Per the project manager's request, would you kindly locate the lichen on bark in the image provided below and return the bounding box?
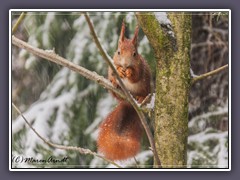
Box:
[136,12,192,168]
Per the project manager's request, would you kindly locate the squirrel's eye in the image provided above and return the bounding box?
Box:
[133,52,136,57]
[118,51,120,55]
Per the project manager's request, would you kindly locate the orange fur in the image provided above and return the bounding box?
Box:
[97,22,151,161]
[97,101,142,160]
[108,22,151,103]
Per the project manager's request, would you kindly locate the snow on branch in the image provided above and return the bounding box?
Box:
[154,12,171,25]
[189,106,228,129]
[12,102,123,168]
[154,12,177,51]
[188,129,228,168]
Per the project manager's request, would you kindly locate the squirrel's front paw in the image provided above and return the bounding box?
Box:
[117,66,126,78]
[126,68,133,78]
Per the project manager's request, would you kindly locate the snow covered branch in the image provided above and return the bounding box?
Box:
[12,102,123,168]
[191,64,228,84]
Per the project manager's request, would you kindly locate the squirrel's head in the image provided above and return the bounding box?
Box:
[114,22,140,69]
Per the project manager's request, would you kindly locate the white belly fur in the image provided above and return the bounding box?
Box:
[121,78,141,95]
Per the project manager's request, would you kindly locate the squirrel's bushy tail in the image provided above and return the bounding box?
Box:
[97,101,143,161]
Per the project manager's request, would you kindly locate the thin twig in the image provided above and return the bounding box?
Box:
[134,157,139,168]
[84,13,161,167]
[191,64,228,84]
[12,12,27,34]
[83,13,129,97]
[140,94,152,108]
[12,103,123,168]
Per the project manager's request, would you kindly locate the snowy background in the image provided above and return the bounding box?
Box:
[11,12,229,168]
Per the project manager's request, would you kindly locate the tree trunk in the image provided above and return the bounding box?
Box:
[136,12,192,168]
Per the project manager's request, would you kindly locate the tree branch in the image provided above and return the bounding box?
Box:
[191,41,227,49]
[12,103,123,168]
[84,13,161,167]
[12,12,27,34]
[191,64,228,84]
[12,35,125,100]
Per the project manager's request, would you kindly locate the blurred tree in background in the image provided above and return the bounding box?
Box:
[188,12,228,168]
[11,11,229,168]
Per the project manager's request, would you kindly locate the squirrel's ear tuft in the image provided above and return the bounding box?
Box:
[132,25,139,47]
[119,21,125,45]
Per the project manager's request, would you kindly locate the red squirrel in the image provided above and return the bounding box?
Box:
[97,22,151,161]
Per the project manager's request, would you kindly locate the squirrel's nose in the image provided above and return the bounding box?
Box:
[119,58,128,68]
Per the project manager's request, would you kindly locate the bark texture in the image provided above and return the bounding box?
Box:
[136,12,192,168]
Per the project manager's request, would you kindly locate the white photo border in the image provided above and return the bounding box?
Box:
[9,9,231,171]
